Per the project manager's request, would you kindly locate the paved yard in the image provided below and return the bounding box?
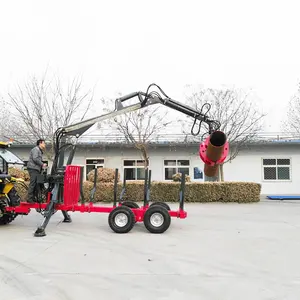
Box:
[1,200,300,300]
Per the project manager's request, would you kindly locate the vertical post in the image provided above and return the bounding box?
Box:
[89,166,98,203]
[180,173,185,210]
[147,170,152,205]
[113,169,118,207]
[58,136,66,168]
[119,169,127,202]
[123,169,126,189]
[79,166,85,205]
[143,168,148,207]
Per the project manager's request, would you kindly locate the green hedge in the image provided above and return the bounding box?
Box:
[81,181,261,203]
[13,179,261,204]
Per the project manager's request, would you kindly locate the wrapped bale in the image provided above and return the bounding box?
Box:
[87,167,120,183]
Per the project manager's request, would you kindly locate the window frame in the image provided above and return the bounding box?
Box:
[163,158,191,181]
[85,157,105,179]
[122,158,150,181]
[261,157,292,182]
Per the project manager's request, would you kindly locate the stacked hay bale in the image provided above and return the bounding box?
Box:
[8,167,30,181]
[87,167,120,183]
[172,172,191,182]
[82,167,261,203]
[83,168,121,202]
[8,167,29,200]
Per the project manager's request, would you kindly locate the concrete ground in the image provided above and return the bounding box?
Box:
[1,199,300,300]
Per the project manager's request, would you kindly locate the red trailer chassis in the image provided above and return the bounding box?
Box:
[6,165,187,236]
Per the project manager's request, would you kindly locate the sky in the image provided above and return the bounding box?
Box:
[1,0,300,135]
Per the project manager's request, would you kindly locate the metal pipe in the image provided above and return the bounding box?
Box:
[199,131,229,177]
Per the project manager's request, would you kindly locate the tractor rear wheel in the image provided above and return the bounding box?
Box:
[108,206,135,233]
[0,197,17,225]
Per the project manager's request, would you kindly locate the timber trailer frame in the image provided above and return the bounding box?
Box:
[4,83,228,237]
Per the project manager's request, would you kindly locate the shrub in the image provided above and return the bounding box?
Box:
[172,173,191,182]
[87,167,120,183]
[12,173,261,204]
[81,181,261,203]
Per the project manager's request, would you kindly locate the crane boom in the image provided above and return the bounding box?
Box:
[58,87,220,137]
[51,84,221,175]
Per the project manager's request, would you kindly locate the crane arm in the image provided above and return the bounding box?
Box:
[58,83,220,137]
[50,84,221,174]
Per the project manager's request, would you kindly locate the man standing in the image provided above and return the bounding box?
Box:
[27,139,47,203]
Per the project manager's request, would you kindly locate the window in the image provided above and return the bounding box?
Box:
[86,158,104,179]
[262,158,291,181]
[123,159,146,180]
[164,159,190,180]
[193,167,203,180]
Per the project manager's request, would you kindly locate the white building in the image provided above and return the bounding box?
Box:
[6,133,300,196]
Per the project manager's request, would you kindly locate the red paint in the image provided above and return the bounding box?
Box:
[5,164,187,222]
[6,202,187,221]
[63,165,81,208]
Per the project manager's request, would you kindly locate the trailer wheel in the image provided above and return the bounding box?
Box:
[121,201,139,223]
[108,206,135,233]
[143,206,171,234]
[150,202,171,211]
[121,201,140,209]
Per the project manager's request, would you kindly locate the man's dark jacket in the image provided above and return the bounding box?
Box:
[27,146,44,172]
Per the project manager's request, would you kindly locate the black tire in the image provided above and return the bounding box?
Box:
[121,201,140,209]
[108,206,136,233]
[0,197,17,225]
[7,187,21,207]
[150,202,171,211]
[143,206,171,234]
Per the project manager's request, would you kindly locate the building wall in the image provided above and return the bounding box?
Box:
[9,143,300,195]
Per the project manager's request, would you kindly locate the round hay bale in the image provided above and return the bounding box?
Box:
[87,167,120,183]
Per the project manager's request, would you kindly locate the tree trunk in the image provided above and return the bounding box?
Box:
[135,143,149,179]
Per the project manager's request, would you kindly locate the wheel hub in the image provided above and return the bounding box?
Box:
[150,213,164,227]
[115,213,128,227]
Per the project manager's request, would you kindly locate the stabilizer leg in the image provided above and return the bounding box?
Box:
[62,210,72,223]
[34,201,55,237]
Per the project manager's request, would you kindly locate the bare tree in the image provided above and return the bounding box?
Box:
[101,96,173,171]
[180,85,266,181]
[0,96,17,140]
[282,82,300,134]
[6,71,95,160]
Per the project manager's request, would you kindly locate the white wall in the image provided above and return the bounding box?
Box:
[9,143,300,195]
[222,144,300,195]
